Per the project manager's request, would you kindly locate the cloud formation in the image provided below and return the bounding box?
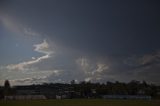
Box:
[7,76,48,85]
[0,0,160,85]
[124,51,160,68]
[6,40,53,71]
[76,57,110,82]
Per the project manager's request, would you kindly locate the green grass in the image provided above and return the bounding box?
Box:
[0,99,159,106]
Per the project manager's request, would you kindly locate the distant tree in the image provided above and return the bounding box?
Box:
[4,80,11,96]
[71,80,76,85]
[4,80,10,89]
[127,80,141,95]
[142,80,148,88]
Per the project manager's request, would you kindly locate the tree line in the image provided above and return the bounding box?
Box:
[0,80,160,99]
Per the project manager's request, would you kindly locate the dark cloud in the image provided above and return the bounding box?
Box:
[1,0,160,85]
[1,0,160,56]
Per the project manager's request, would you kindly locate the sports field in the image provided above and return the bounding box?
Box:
[0,99,159,106]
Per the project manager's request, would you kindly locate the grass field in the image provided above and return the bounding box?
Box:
[0,99,160,106]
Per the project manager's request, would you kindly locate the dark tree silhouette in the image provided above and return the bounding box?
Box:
[4,80,10,89]
[4,80,11,96]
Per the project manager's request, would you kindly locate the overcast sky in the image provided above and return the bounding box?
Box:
[0,0,160,85]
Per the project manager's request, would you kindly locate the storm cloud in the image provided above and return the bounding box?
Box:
[0,0,160,85]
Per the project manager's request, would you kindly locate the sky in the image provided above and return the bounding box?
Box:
[0,0,160,85]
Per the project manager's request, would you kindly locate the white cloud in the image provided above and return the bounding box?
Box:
[32,57,36,60]
[52,70,61,76]
[0,69,60,85]
[85,77,92,82]
[6,40,53,71]
[10,76,48,85]
[95,63,109,73]
[76,57,109,82]
[76,58,90,74]
[34,39,53,55]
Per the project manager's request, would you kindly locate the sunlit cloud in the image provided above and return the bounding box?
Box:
[34,39,53,55]
[8,76,48,85]
[76,57,109,82]
[76,58,90,74]
[95,63,109,73]
[85,77,92,82]
[6,40,53,71]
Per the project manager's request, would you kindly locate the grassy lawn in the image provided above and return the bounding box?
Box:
[0,99,159,106]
